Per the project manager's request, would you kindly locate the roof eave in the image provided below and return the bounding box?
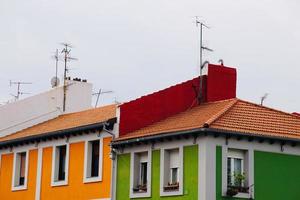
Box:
[112,127,300,147]
[0,117,117,149]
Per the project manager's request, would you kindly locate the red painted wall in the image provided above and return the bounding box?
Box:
[119,64,237,136]
[206,64,237,102]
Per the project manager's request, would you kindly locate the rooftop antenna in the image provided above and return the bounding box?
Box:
[93,89,113,108]
[60,43,78,112]
[9,80,32,101]
[260,93,268,106]
[195,16,213,104]
[51,49,60,87]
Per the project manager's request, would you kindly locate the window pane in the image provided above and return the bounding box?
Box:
[19,152,26,186]
[171,168,178,184]
[91,140,100,177]
[234,158,242,173]
[227,158,232,186]
[58,145,66,181]
[140,162,147,185]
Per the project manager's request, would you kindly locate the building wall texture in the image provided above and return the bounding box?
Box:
[116,145,198,200]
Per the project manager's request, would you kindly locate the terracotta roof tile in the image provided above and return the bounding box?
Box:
[116,98,300,141]
[0,104,116,142]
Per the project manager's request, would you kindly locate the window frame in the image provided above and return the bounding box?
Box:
[51,143,69,187]
[130,149,152,198]
[83,138,103,183]
[224,148,250,198]
[160,146,183,197]
[12,150,29,191]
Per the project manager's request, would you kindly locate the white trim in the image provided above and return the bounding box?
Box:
[83,138,103,183]
[51,143,70,187]
[160,146,183,197]
[35,147,43,200]
[129,149,152,198]
[12,150,29,191]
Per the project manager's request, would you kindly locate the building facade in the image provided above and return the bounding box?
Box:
[0,105,117,200]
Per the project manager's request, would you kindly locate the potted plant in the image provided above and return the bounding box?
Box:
[226,172,248,197]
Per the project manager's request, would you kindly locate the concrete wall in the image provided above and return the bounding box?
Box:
[0,80,92,137]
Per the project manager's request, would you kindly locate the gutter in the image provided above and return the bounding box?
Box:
[0,117,117,149]
[112,126,300,147]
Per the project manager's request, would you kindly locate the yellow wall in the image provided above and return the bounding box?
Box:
[0,149,37,200]
[40,137,112,200]
[0,137,112,200]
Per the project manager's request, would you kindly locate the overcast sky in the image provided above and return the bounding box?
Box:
[1,0,299,112]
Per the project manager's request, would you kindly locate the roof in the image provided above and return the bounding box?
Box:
[0,104,116,143]
[116,98,300,141]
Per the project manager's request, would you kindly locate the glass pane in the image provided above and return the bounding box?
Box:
[171,168,178,184]
[234,158,242,173]
[19,152,26,186]
[227,158,232,186]
[58,145,66,181]
[140,162,147,185]
[91,140,100,177]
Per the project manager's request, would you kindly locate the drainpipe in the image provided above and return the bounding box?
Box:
[103,127,116,200]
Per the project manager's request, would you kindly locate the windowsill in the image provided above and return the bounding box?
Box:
[12,185,27,191]
[83,176,102,184]
[223,192,251,199]
[130,190,151,198]
[160,188,182,197]
[51,180,68,187]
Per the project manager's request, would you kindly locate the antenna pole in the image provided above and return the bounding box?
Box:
[195,17,212,104]
[55,49,58,81]
[61,43,77,112]
[93,89,113,108]
[10,81,32,101]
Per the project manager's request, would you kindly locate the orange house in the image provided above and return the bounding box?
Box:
[0,104,116,200]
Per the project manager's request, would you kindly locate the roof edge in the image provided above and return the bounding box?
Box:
[0,117,117,149]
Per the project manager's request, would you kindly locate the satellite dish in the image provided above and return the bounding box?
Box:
[51,77,60,88]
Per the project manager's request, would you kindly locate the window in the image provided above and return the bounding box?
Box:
[52,144,69,186]
[12,151,28,190]
[160,147,183,196]
[227,149,248,195]
[130,151,151,198]
[84,139,103,183]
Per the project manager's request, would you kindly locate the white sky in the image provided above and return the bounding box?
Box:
[0,0,299,112]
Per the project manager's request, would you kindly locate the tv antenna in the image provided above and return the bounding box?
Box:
[195,16,213,103]
[93,89,113,108]
[260,93,268,106]
[9,80,32,101]
[51,49,60,87]
[61,43,78,111]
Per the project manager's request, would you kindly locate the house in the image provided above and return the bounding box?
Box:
[0,104,117,200]
[112,64,300,200]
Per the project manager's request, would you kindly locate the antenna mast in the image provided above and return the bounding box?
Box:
[93,89,113,108]
[10,81,32,101]
[195,17,213,103]
[61,43,77,112]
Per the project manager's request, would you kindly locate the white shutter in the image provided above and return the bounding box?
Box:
[169,149,179,168]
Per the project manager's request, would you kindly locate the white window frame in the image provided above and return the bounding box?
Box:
[51,143,69,187]
[83,138,103,183]
[12,150,29,191]
[130,149,152,198]
[160,146,183,197]
[227,151,244,187]
[224,148,251,198]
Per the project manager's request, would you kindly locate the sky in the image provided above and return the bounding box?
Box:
[0,0,299,112]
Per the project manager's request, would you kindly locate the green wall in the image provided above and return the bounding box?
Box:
[216,146,300,200]
[116,145,198,200]
[254,151,300,200]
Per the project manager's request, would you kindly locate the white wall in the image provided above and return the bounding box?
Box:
[0,80,92,137]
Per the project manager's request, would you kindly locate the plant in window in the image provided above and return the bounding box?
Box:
[227,172,248,196]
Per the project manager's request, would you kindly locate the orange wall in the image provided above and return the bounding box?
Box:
[0,149,37,200]
[40,137,112,200]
